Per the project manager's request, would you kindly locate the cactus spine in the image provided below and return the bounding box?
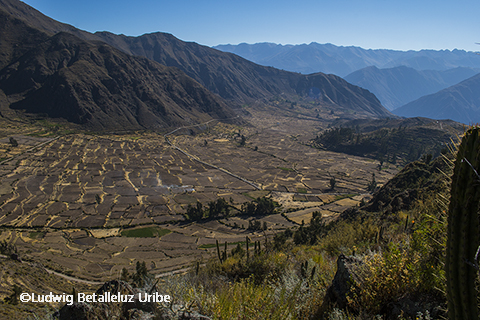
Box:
[446,127,480,319]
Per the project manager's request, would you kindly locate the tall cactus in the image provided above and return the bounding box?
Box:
[216,240,222,263]
[446,126,480,319]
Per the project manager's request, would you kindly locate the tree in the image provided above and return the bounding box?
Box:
[422,153,433,164]
[0,240,17,256]
[377,158,384,171]
[132,261,148,287]
[293,212,326,245]
[248,219,262,231]
[367,173,377,192]
[255,197,276,216]
[273,232,288,250]
[241,197,277,216]
[241,201,256,216]
[239,135,246,146]
[120,267,130,282]
[207,198,229,218]
[4,284,21,305]
[231,243,245,257]
[186,201,204,220]
[329,176,336,190]
[9,137,18,147]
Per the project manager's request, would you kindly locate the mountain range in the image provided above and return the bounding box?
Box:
[344,66,479,111]
[394,73,480,125]
[214,42,480,77]
[214,42,480,124]
[2,0,478,127]
[0,0,391,130]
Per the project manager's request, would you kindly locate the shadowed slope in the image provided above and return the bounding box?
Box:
[0,17,236,130]
[345,66,478,111]
[0,0,392,120]
[94,31,391,118]
[394,73,480,124]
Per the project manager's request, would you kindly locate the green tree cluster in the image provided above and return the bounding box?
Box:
[293,212,328,245]
[241,197,278,216]
[186,198,230,220]
[247,220,267,231]
[132,261,148,287]
[0,240,17,256]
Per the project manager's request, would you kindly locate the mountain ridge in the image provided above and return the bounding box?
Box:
[91,31,391,119]
[214,42,480,76]
[0,0,393,127]
[344,65,479,111]
[393,73,480,125]
[0,8,238,130]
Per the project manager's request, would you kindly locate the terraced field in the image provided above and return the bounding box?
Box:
[0,120,399,281]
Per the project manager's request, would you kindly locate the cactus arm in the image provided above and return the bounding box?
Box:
[446,127,480,319]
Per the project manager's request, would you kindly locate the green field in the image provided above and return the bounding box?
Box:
[28,231,45,239]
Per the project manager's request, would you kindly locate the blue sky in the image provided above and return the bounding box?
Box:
[21,0,480,51]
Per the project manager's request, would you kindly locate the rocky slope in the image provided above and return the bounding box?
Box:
[89,32,392,119]
[0,0,393,124]
[0,7,237,131]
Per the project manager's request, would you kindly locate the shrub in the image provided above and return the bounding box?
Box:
[316,218,378,255]
[202,279,298,319]
[9,137,18,147]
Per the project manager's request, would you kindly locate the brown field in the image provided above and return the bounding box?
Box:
[0,113,399,282]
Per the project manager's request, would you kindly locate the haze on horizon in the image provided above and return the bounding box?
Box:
[20,0,480,52]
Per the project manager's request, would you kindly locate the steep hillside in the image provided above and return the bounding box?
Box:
[0,256,96,319]
[0,0,97,40]
[214,42,480,76]
[394,73,480,124]
[87,33,391,118]
[0,0,392,121]
[360,155,452,214]
[344,66,478,110]
[312,117,462,164]
[0,11,236,131]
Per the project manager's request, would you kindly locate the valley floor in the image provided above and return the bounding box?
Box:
[0,113,398,283]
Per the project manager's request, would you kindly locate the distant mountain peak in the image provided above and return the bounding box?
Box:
[393,73,480,125]
[344,65,479,112]
[213,42,480,76]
